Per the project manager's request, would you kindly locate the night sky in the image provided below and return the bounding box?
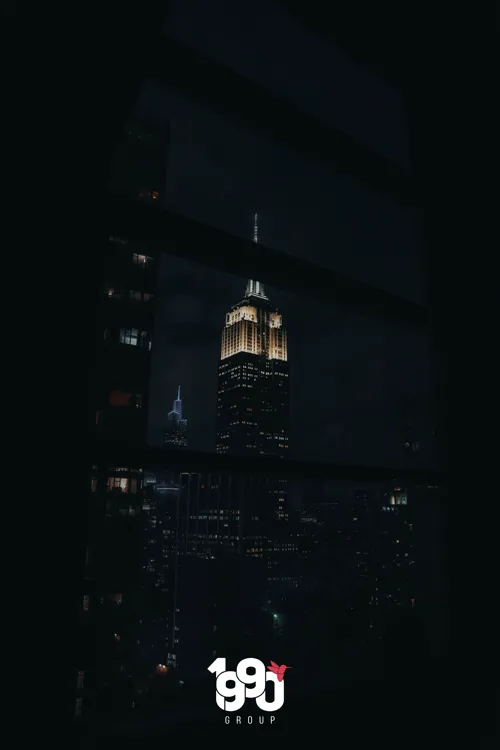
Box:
[139,0,435,469]
[147,256,434,468]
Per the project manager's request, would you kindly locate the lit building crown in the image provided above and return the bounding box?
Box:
[220,286,287,361]
[220,212,287,361]
[216,212,290,463]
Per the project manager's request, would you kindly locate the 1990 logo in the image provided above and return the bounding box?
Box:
[207,657,291,715]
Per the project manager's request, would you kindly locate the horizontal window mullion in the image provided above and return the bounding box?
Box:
[104,196,428,330]
[90,442,441,485]
[150,36,414,207]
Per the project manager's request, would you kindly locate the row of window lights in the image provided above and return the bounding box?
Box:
[186,534,240,540]
[132,253,154,266]
[107,286,154,302]
[90,476,140,493]
[188,534,241,540]
[188,512,239,519]
[103,328,152,349]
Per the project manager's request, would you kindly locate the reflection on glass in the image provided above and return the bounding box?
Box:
[82,467,445,729]
[148,255,436,469]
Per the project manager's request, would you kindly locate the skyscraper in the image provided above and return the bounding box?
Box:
[164,386,188,447]
[108,119,169,205]
[80,119,169,725]
[215,214,292,623]
[216,215,290,458]
[376,486,414,616]
[139,470,274,687]
[93,118,169,444]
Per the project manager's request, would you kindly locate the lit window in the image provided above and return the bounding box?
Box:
[109,389,133,406]
[132,253,153,266]
[129,290,154,302]
[108,476,129,492]
[119,329,151,349]
[120,328,138,346]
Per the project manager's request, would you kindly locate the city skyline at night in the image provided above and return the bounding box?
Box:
[148,251,436,469]
[77,0,484,736]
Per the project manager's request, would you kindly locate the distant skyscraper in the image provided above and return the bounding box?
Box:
[165,386,188,447]
[216,215,290,459]
[376,486,414,613]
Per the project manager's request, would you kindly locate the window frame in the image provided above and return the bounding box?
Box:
[93,16,442,485]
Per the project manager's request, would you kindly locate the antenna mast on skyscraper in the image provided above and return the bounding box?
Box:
[246,212,267,298]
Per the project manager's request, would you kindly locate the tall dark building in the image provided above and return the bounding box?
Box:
[139,471,274,689]
[80,120,169,726]
[93,239,157,444]
[92,119,170,445]
[164,386,188,447]
[400,393,436,463]
[108,119,169,205]
[375,486,414,616]
[216,217,290,460]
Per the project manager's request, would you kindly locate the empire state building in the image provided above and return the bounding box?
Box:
[216,216,290,457]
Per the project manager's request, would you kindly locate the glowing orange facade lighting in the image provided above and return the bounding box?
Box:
[220,294,288,362]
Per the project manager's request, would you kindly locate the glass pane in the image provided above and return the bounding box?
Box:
[146,256,436,470]
[90,4,444,741]
[109,2,419,304]
[165,0,410,168]
[81,466,447,735]
[130,85,421,303]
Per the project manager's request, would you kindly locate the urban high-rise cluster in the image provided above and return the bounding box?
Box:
[82,127,421,733]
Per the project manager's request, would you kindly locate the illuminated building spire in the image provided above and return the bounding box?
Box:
[165,385,188,447]
[246,212,267,298]
[170,386,182,419]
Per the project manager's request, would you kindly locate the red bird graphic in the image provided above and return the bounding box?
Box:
[268,661,292,682]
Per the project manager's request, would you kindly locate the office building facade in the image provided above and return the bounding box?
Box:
[80,120,170,725]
